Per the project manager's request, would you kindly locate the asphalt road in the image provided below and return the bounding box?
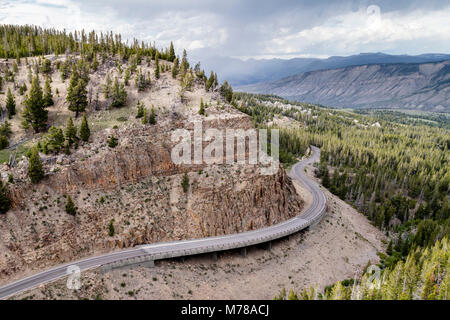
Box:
[0,146,326,299]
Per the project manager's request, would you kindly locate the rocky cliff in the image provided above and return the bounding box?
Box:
[0,109,303,282]
[238,60,450,112]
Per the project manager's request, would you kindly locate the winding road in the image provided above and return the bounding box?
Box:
[0,146,326,299]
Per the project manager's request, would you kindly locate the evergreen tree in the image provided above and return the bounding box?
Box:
[168,41,176,62]
[136,69,150,92]
[103,73,112,99]
[109,219,115,236]
[41,58,52,74]
[5,87,16,118]
[28,146,44,183]
[110,77,127,108]
[142,108,148,125]
[198,98,205,115]
[65,117,77,146]
[0,180,10,214]
[171,58,179,79]
[180,49,189,76]
[181,172,189,193]
[322,167,330,188]
[136,101,144,118]
[206,71,215,91]
[45,126,65,153]
[66,69,87,117]
[149,106,156,125]
[79,114,90,142]
[65,195,76,215]
[124,67,131,86]
[219,81,233,103]
[108,135,118,148]
[60,59,70,81]
[154,51,160,79]
[43,78,54,107]
[22,76,48,132]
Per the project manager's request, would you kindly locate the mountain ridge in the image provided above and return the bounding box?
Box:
[236,59,450,112]
[195,52,450,86]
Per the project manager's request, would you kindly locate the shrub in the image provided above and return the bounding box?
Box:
[65,195,76,215]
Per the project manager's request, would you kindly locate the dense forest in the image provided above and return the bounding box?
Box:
[233,93,449,299]
[275,236,449,300]
[355,109,450,130]
[0,24,172,60]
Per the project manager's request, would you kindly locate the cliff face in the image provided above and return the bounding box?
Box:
[0,111,303,282]
[238,60,450,112]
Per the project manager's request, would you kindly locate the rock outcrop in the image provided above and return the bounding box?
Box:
[0,111,303,282]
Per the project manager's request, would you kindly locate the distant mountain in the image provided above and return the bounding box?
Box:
[237,60,450,113]
[195,53,450,86]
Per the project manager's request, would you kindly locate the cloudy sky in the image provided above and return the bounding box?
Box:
[1,0,449,60]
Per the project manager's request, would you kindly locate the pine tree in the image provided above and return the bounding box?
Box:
[198,98,205,115]
[172,58,179,79]
[136,101,144,118]
[322,167,330,188]
[103,73,112,99]
[206,71,215,91]
[46,126,65,153]
[79,114,90,142]
[110,77,127,108]
[41,58,52,74]
[66,69,87,117]
[149,106,156,124]
[43,78,54,107]
[213,73,218,87]
[154,51,160,79]
[65,117,77,146]
[168,41,176,62]
[5,87,16,118]
[65,195,76,215]
[28,146,44,183]
[0,180,11,214]
[219,80,233,103]
[107,135,118,148]
[109,219,115,236]
[22,76,48,132]
[181,172,189,193]
[180,49,189,76]
[124,68,131,86]
[136,69,150,92]
[142,108,148,124]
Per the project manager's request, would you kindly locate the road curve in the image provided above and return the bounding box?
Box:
[0,146,326,299]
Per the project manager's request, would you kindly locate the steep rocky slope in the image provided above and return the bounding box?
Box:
[11,156,386,300]
[0,55,303,284]
[238,60,450,112]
